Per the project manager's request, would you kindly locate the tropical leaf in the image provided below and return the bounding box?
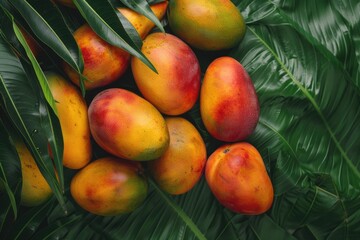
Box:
[0,0,360,239]
[9,0,84,75]
[0,116,21,230]
[73,0,156,72]
[119,0,165,32]
[0,35,65,209]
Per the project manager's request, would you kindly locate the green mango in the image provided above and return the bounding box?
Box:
[168,0,246,51]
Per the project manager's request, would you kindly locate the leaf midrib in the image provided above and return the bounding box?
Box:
[248,26,360,180]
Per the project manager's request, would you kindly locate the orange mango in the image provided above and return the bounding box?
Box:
[118,1,168,40]
[148,117,207,195]
[205,142,274,215]
[200,56,259,142]
[88,88,169,161]
[46,72,92,169]
[15,140,52,207]
[63,2,168,90]
[131,32,201,115]
[70,157,148,216]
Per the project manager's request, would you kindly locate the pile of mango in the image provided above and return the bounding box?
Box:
[18,0,274,216]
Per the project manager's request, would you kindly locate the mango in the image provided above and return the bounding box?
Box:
[205,142,274,215]
[200,57,259,142]
[131,32,201,115]
[148,117,206,195]
[47,72,92,169]
[118,1,168,40]
[63,3,168,90]
[15,140,52,207]
[63,24,130,90]
[168,0,246,51]
[88,88,169,161]
[70,157,148,216]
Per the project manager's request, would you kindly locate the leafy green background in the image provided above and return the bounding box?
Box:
[0,0,359,239]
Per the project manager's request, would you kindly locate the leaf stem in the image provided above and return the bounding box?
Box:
[150,179,207,240]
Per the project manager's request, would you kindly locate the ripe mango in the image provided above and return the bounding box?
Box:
[118,1,168,40]
[148,117,206,195]
[63,3,168,90]
[88,88,169,161]
[46,72,92,169]
[15,140,52,207]
[168,0,246,51]
[70,157,148,216]
[131,32,201,115]
[200,57,259,142]
[205,142,274,215]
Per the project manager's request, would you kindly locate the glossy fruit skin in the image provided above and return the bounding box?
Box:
[63,3,168,90]
[15,140,52,207]
[148,117,206,195]
[200,57,259,142]
[131,32,201,115]
[63,24,130,90]
[46,72,92,169]
[168,0,246,51]
[205,142,274,215]
[118,1,168,40]
[88,88,169,161]
[70,157,148,216]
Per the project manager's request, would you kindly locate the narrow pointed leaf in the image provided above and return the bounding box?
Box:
[9,0,84,73]
[0,35,65,208]
[73,0,157,73]
[119,0,165,32]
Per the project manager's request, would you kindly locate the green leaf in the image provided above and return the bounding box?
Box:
[0,35,65,209]
[9,0,84,75]
[6,197,55,240]
[0,117,21,226]
[119,0,165,32]
[73,0,157,73]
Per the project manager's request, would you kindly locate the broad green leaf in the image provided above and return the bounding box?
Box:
[73,0,157,73]
[9,0,84,76]
[0,35,65,208]
[119,0,165,32]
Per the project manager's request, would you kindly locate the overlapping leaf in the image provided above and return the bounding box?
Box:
[0,35,65,209]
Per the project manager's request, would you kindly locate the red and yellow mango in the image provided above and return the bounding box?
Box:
[131,32,201,115]
[200,57,259,142]
[205,142,274,215]
[63,2,168,90]
[88,88,169,161]
[70,157,148,216]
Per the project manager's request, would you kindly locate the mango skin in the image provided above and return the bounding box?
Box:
[148,117,206,195]
[131,33,201,115]
[63,24,130,90]
[15,140,52,207]
[205,142,274,215]
[47,72,92,169]
[63,3,168,90]
[168,0,246,51]
[88,88,169,161]
[200,57,259,142]
[70,157,148,216]
[118,1,168,40]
